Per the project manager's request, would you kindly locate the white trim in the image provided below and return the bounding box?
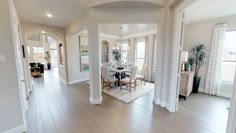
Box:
[199,88,232,98]
[153,97,168,108]
[67,79,89,85]
[60,78,67,86]
[89,96,102,104]
[219,92,232,98]
[226,70,236,133]
[122,30,157,39]
[1,124,26,133]
[169,0,198,113]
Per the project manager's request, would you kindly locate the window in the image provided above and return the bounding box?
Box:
[136,40,145,72]
[222,31,236,83]
[33,47,44,63]
[121,42,128,62]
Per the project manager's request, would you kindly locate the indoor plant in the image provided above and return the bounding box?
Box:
[189,44,207,93]
[45,51,51,70]
[112,49,121,62]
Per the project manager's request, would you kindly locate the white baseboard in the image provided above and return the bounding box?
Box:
[153,97,168,108]
[1,124,26,133]
[89,96,102,104]
[68,79,89,85]
[60,78,67,86]
[219,92,232,98]
[199,88,231,98]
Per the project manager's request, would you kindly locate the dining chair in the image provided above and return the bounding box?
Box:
[101,65,118,91]
[135,64,147,85]
[120,66,138,93]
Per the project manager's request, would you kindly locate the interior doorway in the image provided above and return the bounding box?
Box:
[98,23,157,103]
[26,32,59,76]
[171,0,236,132]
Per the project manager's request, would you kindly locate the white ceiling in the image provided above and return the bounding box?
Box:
[185,0,236,24]
[14,0,88,27]
[93,1,162,8]
[99,24,157,37]
[14,0,168,28]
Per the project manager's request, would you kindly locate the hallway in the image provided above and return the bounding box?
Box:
[27,69,229,133]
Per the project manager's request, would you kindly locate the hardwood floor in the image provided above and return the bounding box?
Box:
[26,69,230,133]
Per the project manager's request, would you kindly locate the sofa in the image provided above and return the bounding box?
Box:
[30,63,44,75]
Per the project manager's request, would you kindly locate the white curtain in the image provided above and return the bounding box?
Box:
[205,23,227,95]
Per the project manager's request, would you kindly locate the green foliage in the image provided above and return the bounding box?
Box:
[44,51,51,63]
[189,44,207,77]
[112,50,121,62]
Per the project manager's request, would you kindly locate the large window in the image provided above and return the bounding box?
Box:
[136,40,145,72]
[33,47,44,63]
[121,42,128,62]
[222,31,236,83]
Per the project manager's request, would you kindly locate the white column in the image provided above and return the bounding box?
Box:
[87,21,102,104]
[154,7,173,110]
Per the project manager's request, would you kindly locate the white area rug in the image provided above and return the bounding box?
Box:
[86,81,154,103]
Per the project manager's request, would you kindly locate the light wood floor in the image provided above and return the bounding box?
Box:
[26,69,230,133]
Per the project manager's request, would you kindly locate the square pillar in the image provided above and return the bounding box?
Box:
[87,21,102,104]
[154,7,173,111]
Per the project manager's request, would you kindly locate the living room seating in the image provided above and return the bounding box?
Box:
[179,71,194,100]
[135,64,147,85]
[101,65,118,91]
[30,63,44,77]
[120,66,138,93]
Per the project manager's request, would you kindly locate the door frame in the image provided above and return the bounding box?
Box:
[170,0,236,132]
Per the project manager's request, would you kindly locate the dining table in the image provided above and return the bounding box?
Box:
[108,67,131,86]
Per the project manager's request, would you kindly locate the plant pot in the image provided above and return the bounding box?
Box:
[47,63,51,70]
[192,76,201,93]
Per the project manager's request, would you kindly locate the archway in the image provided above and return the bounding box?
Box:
[25,31,60,71]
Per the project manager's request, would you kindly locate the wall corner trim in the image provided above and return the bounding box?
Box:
[67,79,89,85]
[60,78,68,86]
[1,124,26,133]
[153,97,170,109]
[89,96,102,104]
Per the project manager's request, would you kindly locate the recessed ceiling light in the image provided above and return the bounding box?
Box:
[41,31,46,34]
[46,13,53,18]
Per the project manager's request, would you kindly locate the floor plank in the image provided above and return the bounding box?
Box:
[26,68,230,133]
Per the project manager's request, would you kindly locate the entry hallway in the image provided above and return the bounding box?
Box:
[27,69,230,133]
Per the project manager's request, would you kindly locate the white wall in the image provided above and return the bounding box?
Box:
[183,15,236,98]
[67,32,118,84]
[67,33,89,84]
[0,0,25,132]
[65,4,178,111]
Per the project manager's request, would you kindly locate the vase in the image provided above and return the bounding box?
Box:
[192,76,201,93]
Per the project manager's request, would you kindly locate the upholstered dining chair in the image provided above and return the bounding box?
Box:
[120,66,138,93]
[135,64,147,85]
[101,65,118,91]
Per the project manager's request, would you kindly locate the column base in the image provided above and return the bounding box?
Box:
[89,96,102,104]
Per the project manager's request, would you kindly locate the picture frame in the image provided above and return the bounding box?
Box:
[80,55,89,72]
[79,36,88,55]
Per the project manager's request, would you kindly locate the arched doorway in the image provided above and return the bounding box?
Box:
[26,32,59,71]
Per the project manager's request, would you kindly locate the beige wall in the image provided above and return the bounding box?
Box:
[0,0,25,132]
[67,31,118,84]
[20,21,68,82]
[183,15,236,97]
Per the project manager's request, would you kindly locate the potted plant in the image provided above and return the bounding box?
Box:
[189,44,207,93]
[112,49,121,62]
[188,57,195,71]
[45,51,51,70]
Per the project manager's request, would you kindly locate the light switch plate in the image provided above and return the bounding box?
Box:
[0,55,6,63]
